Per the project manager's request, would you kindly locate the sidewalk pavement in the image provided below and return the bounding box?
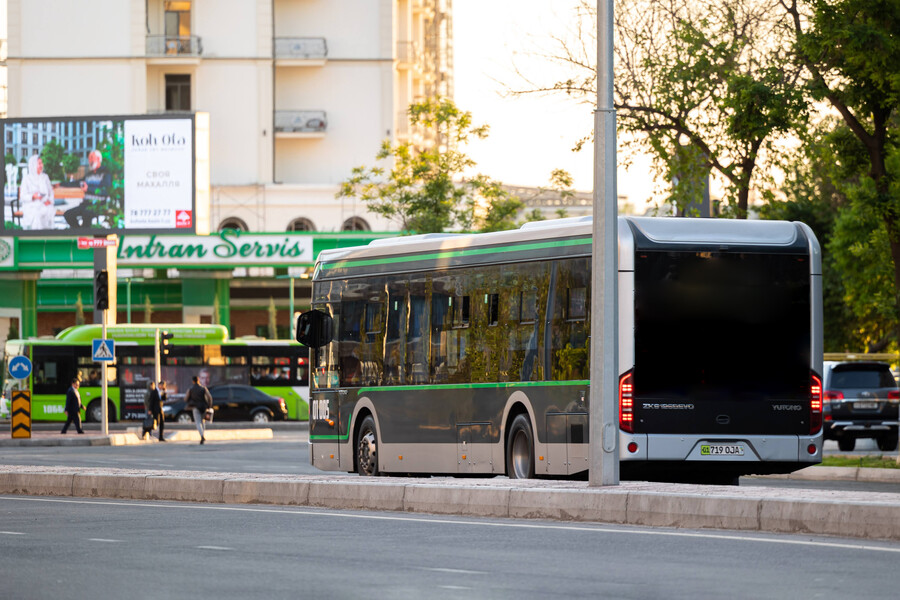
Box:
[1,464,899,542]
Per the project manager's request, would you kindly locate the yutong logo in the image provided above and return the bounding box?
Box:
[772,404,803,411]
[131,132,188,147]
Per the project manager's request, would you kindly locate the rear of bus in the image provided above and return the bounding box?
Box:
[618,217,823,482]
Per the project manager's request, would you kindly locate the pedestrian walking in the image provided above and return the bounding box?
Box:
[60,378,85,434]
[145,381,167,442]
[185,375,213,445]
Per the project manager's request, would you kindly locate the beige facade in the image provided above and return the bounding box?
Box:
[3,0,453,232]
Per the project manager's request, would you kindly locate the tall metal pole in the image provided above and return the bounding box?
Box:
[289,276,295,341]
[589,0,619,486]
[101,308,108,436]
[126,278,132,324]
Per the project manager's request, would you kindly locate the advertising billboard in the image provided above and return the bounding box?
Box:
[2,114,206,237]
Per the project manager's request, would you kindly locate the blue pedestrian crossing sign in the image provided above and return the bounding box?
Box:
[92,339,115,362]
[8,355,33,380]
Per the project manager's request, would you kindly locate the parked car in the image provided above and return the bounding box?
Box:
[163,384,288,423]
[822,361,899,451]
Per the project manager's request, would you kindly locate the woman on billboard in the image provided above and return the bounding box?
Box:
[19,155,55,230]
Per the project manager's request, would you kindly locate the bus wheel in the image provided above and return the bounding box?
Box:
[506,414,535,479]
[356,415,379,476]
[86,400,102,423]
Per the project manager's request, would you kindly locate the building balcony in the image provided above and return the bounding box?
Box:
[396,41,421,69]
[275,110,327,138]
[275,37,327,66]
[146,35,203,64]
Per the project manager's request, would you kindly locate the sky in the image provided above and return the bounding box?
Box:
[452,0,655,211]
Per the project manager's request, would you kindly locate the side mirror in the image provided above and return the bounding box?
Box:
[296,310,334,348]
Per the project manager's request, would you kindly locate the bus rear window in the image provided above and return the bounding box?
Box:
[634,250,810,401]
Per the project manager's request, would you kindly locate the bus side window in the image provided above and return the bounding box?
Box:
[384,278,407,385]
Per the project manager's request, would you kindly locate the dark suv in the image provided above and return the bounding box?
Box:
[823,361,899,451]
[163,384,288,423]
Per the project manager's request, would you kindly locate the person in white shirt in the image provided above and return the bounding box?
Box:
[19,155,55,230]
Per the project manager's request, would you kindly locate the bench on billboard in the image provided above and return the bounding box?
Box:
[1,113,210,238]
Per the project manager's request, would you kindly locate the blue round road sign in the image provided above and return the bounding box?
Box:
[9,355,33,380]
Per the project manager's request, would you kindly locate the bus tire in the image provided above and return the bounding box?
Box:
[506,414,535,479]
[356,415,380,476]
[86,400,118,423]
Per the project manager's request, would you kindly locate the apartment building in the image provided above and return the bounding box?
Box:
[4,0,453,233]
[0,0,453,342]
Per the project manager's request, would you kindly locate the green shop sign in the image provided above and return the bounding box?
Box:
[117,229,314,267]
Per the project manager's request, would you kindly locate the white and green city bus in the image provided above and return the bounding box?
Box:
[297,216,824,483]
[3,324,310,422]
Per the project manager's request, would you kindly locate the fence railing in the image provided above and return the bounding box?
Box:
[146,35,203,57]
[275,37,328,60]
[275,111,328,133]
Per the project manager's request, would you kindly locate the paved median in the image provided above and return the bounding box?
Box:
[1,465,898,542]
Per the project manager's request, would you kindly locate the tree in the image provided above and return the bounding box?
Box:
[39,139,66,181]
[518,0,806,217]
[74,292,85,326]
[143,295,153,324]
[783,0,900,345]
[267,297,278,340]
[337,98,522,233]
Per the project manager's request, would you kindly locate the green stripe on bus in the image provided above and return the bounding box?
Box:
[358,380,589,394]
[310,434,351,441]
[320,238,591,271]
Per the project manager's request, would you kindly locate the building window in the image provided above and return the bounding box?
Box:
[165,1,192,53]
[287,218,316,232]
[219,217,248,232]
[341,217,370,231]
[165,74,191,112]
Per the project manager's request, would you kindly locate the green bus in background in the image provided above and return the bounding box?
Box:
[3,324,310,422]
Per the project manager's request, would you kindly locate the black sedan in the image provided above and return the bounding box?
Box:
[163,384,288,423]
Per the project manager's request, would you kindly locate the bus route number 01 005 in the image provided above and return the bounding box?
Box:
[311,398,330,421]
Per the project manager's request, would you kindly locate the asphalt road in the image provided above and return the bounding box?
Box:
[1,495,898,600]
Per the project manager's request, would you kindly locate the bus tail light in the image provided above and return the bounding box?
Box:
[619,371,634,433]
[810,373,823,435]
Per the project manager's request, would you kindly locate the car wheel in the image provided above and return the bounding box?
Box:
[837,437,856,452]
[251,410,272,423]
[176,411,193,424]
[356,415,379,476]
[506,414,535,479]
[877,434,898,452]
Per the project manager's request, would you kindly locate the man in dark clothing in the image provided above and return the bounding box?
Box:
[185,375,213,445]
[143,381,167,441]
[64,150,112,228]
[61,378,85,434]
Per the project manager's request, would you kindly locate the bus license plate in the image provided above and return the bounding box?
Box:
[700,444,744,457]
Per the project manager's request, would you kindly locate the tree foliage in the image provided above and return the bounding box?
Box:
[783,0,900,346]
[337,98,522,233]
[518,0,806,217]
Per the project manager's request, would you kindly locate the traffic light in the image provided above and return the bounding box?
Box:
[159,330,174,356]
[94,270,109,310]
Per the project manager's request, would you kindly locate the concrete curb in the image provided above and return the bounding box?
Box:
[1,466,899,542]
[0,428,274,447]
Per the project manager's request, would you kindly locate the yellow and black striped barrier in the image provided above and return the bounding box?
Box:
[11,391,31,439]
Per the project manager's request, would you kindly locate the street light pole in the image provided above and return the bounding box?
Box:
[589,0,619,486]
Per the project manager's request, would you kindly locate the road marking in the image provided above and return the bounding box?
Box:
[439,586,472,590]
[418,567,487,575]
[197,545,233,551]
[88,538,123,543]
[0,531,26,535]
[3,496,900,554]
